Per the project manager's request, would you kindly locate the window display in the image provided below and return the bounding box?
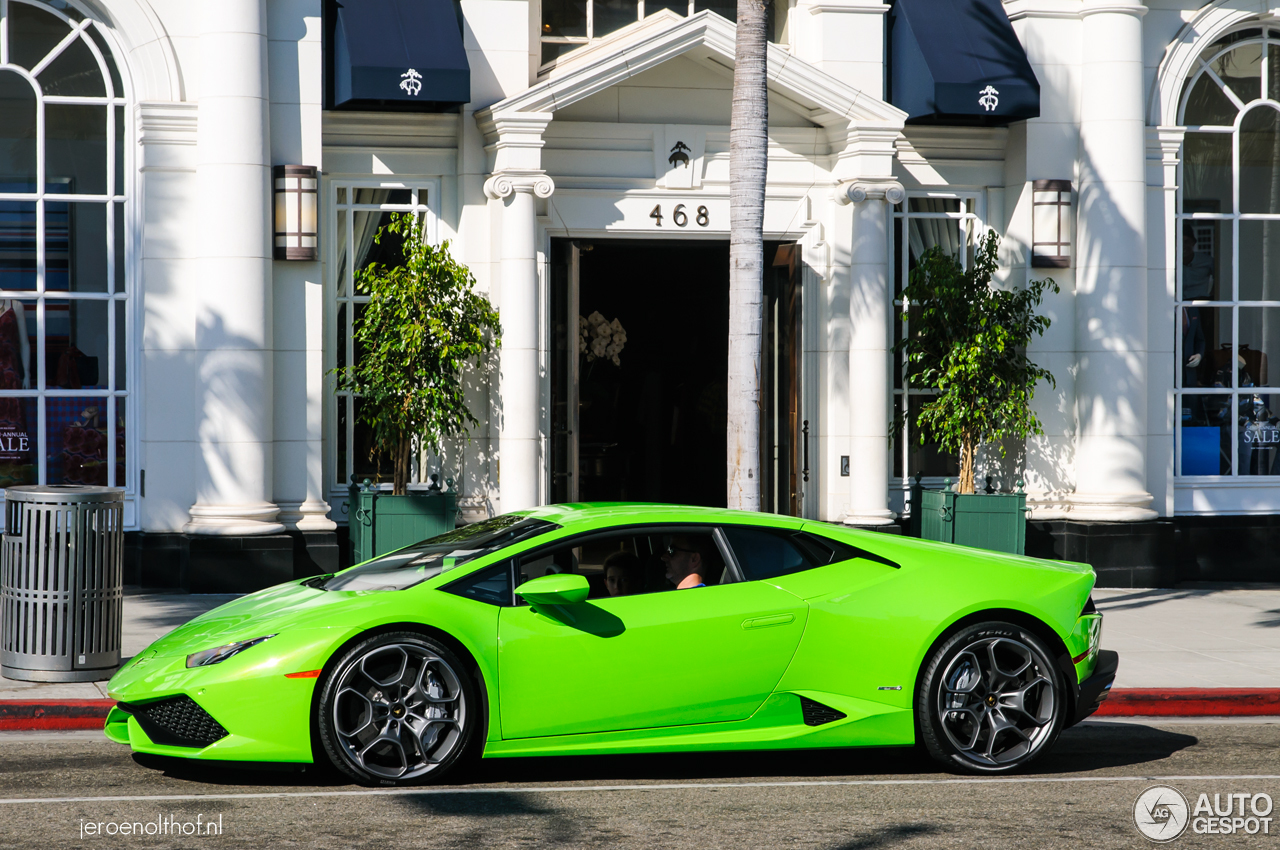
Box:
[0,2,129,489]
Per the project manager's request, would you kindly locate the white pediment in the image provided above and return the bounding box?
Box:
[475,10,906,131]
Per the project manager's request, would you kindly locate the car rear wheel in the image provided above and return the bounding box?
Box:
[917,621,1065,774]
[317,631,477,786]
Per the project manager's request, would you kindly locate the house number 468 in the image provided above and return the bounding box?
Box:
[650,204,710,227]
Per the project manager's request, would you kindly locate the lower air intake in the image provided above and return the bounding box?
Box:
[799,696,847,727]
[120,695,229,748]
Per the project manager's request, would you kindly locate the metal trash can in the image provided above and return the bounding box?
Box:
[1,485,124,682]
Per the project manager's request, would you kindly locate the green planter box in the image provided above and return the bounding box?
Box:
[915,487,1027,555]
[348,489,459,565]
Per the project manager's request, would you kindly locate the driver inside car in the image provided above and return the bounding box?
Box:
[661,534,721,589]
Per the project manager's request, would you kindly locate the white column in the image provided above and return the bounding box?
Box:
[839,180,903,526]
[268,0,333,532]
[185,0,283,536]
[1070,0,1157,522]
[794,0,888,97]
[484,172,554,514]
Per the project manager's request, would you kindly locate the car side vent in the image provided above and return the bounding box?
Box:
[118,695,229,748]
[799,696,847,727]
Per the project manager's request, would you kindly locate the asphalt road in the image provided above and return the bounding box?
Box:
[2,719,1279,849]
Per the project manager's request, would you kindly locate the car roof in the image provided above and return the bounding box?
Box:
[516,502,809,529]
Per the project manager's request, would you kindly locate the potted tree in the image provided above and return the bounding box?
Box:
[335,213,501,563]
[896,231,1058,554]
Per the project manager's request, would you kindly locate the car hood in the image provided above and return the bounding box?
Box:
[143,581,359,657]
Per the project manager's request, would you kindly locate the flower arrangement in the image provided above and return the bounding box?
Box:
[579,311,627,366]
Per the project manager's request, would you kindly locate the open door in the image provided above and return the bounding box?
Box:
[549,239,580,503]
[762,243,804,516]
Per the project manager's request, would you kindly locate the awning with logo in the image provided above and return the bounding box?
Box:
[327,0,470,110]
[887,0,1039,124]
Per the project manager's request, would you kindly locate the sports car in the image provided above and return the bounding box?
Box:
[105,503,1117,784]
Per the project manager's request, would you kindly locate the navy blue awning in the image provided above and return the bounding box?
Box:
[888,0,1039,124]
[329,0,470,110]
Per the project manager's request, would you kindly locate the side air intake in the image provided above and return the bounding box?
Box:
[799,696,847,727]
[118,695,229,748]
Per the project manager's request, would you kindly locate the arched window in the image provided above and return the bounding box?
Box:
[0,0,129,490]
[1177,27,1280,478]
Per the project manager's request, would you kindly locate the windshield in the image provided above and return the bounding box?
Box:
[323,515,559,592]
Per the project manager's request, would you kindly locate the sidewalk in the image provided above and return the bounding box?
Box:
[1,584,1279,725]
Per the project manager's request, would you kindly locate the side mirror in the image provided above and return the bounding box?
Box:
[515,573,590,606]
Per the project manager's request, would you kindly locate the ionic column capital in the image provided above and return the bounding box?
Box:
[835,179,905,206]
[484,171,556,201]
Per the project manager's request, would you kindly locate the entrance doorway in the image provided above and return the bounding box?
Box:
[549,239,802,513]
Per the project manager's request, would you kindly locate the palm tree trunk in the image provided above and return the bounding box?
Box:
[727,0,768,511]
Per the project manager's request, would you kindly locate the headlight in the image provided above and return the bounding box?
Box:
[185,635,276,668]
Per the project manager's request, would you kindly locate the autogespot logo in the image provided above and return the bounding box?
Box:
[1134,785,1190,842]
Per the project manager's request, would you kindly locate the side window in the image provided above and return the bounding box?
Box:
[515,528,724,601]
[444,563,513,606]
[722,526,815,581]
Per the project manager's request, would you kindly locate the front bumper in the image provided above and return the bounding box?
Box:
[1071,649,1119,725]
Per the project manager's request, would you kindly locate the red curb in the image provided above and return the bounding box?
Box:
[1095,688,1280,717]
[0,699,116,731]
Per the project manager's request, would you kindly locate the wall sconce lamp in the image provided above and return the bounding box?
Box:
[1031,179,1072,268]
[273,165,318,261]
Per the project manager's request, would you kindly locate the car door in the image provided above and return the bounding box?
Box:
[496,526,809,739]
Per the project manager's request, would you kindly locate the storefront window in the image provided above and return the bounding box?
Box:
[1178,27,1280,477]
[891,196,979,484]
[331,184,435,490]
[0,1,129,489]
[540,0,789,65]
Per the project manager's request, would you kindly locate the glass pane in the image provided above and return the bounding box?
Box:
[46,202,109,293]
[541,41,582,65]
[903,394,961,478]
[48,396,110,485]
[114,300,126,391]
[1182,132,1232,214]
[353,302,369,367]
[1182,219,1230,301]
[337,302,347,370]
[695,0,735,23]
[336,187,347,204]
[594,0,640,37]
[113,201,124,291]
[35,34,106,97]
[1238,220,1280,301]
[0,395,37,486]
[47,298,108,389]
[337,394,349,485]
[85,23,124,98]
[1182,71,1238,126]
[353,210,405,276]
[542,0,588,38]
[110,396,124,487]
[1212,42,1263,104]
[1240,107,1280,214]
[8,2,74,71]
[1238,396,1280,475]
[353,187,408,206]
[1180,306,1230,389]
[0,200,38,291]
[1237,307,1280,389]
[114,106,125,197]
[352,396,394,483]
[0,299,35,391]
[0,71,37,185]
[46,105,108,196]
[1179,400,1230,474]
[335,209,348,296]
[905,198,965,264]
[646,0,688,16]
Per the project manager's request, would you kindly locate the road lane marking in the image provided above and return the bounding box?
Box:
[4,775,1280,805]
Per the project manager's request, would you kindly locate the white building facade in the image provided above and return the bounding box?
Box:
[0,0,1274,589]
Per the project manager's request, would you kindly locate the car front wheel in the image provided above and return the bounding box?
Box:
[917,621,1065,774]
[317,631,477,786]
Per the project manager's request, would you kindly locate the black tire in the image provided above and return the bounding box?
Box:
[317,631,478,786]
[917,621,1065,774]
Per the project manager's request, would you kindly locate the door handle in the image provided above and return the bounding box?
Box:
[741,613,796,630]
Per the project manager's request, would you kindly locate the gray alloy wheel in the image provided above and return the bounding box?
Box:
[318,632,475,785]
[917,622,1065,774]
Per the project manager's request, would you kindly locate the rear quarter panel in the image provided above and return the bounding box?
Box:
[770,526,1094,743]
